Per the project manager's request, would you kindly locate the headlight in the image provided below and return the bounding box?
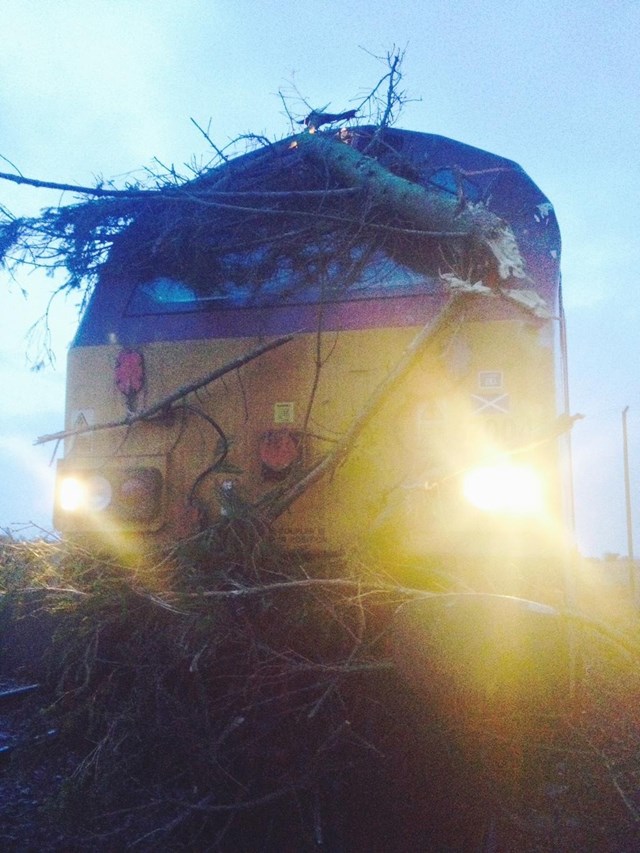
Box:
[58,477,85,513]
[56,467,162,523]
[58,474,113,513]
[462,463,544,515]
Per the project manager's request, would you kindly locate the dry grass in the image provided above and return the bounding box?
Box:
[2,531,640,851]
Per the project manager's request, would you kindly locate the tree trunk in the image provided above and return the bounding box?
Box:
[294,131,525,281]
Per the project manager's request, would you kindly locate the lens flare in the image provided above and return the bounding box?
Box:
[58,474,113,513]
[462,463,544,515]
[58,476,87,513]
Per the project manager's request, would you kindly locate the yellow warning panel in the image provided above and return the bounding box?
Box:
[274,402,295,424]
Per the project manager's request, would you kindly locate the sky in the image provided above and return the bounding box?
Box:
[0,0,639,557]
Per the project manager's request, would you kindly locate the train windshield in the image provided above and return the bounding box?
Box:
[125,245,440,315]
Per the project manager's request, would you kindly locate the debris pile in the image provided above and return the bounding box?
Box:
[1,535,640,850]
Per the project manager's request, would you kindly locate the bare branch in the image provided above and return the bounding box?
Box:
[262,295,463,519]
[34,332,296,445]
[0,168,150,198]
[190,117,230,162]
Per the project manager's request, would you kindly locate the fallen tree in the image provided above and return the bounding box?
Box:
[293,128,526,281]
[0,51,540,326]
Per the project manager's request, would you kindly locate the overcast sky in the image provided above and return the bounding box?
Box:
[1,0,639,557]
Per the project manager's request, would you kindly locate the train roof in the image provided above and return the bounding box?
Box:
[102,124,559,291]
[69,126,562,348]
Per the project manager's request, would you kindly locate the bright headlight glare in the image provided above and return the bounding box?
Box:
[58,474,113,513]
[462,463,543,515]
[58,477,86,513]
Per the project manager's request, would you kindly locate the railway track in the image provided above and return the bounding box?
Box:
[0,681,56,761]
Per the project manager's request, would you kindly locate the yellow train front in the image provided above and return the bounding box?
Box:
[52,127,567,587]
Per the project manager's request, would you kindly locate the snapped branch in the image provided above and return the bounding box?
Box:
[34,333,295,445]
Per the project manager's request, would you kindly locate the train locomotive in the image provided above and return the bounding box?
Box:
[50,125,569,586]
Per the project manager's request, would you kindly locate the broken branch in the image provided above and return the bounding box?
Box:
[34,333,295,445]
[294,130,526,280]
[263,295,463,519]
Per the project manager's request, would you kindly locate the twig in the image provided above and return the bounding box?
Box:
[0,585,88,598]
[573,725,640,823]
[0,169,155,197]
[190,118,229,163]
[178,576,433,600]
[130,784,305,847]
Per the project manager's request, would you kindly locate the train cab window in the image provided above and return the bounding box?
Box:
[428,168,482,202]
[125,254,440,316]
[126,277,228,314]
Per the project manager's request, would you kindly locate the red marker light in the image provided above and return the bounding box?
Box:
[115,349,144,406]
